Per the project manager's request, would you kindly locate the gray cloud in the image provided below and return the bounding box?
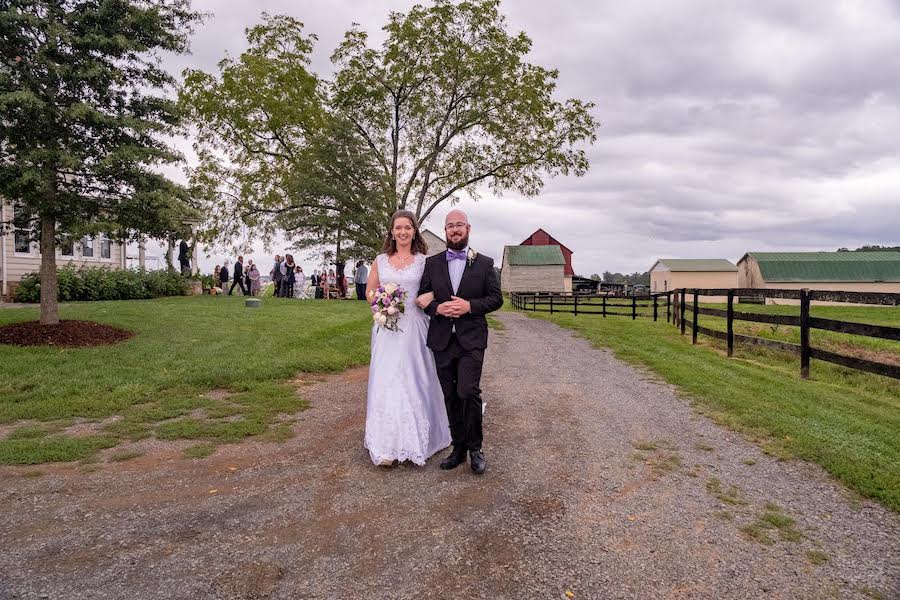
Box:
[150,0,900,275]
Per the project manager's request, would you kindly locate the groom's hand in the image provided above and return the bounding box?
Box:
[448,296,471,316]
[436,301,456,317]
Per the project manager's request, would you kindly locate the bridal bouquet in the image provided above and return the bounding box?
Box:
[371,283,406,332]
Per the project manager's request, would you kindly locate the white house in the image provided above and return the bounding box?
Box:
[1,200,127,299]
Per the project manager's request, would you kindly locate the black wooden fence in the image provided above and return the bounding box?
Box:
[509,292,654,320]
[510,289,900,380]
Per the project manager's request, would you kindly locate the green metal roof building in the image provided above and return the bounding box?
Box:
[501,245,566,293]
[737,252,900,295]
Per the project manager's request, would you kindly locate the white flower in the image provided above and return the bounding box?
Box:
[375,312,388,325]
[384,282,398,295]
[387,306,398,315]
[466,248,477,266]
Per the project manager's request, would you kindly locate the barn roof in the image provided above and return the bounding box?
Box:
[521,228,573,254]
[739,252,900,282]
[651,259,737,272]
[504,245,565,266]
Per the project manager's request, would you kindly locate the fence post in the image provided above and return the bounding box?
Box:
[666,291,671,323]
[632,295,637,320]
[692,290,699,344]
[550,294,554,315]
[680,289,687,335]
[726,289,734,357]
[800,288,810,379]
[574,295,578,316]
[532,294,536,312]
[653,295,658,322]
[602,295,606,318]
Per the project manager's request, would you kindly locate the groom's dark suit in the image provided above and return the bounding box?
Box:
[418,251,503,453]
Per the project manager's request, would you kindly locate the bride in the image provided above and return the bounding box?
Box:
[364,210,451,466]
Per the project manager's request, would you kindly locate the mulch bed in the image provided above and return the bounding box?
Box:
[0,320,134,348]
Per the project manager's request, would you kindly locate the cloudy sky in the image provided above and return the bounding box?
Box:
[150,0,900,277]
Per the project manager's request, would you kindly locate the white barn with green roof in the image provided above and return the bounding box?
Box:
[501,245,566,293]
[737,252,900,304]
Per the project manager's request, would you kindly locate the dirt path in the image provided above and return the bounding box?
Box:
[1,312,898,600]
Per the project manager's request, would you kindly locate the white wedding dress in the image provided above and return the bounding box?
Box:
[364,253,451,465]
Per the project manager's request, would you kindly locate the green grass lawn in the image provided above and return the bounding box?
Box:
[0,296,372,464]
[524,306,900,513]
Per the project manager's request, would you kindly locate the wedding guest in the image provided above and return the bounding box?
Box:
[270,254,282,298]
[354,260,368,300]
[280,254,296,298]
[243,259,253,293]
[293,265,306,299]
[229,255,246,295]
[248,262,261,296]
[212,265,221,295]
[311,269,323,299]
[219,261,230,294]
[326,268,336,300]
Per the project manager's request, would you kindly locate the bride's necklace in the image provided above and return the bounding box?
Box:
[389,253,415,270]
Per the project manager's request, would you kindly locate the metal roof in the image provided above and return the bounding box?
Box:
[740,252,900,282]
[504,245,565,266]
[652,259,737,272]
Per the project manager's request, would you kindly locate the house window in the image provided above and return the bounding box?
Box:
[12,204,32,254]
[100,238,111,259]
[81,237,94,258]
[664,280,667,291]
[61,239,74,256]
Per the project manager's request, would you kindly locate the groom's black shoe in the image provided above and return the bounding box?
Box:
[440,447,468,470]
[470,450,486,474]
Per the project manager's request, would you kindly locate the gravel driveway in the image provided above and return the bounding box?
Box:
[1,311,898,600]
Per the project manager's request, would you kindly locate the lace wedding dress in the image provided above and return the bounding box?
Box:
[364,253,451,465]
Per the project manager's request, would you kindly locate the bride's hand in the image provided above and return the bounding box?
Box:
[416,292,434,309]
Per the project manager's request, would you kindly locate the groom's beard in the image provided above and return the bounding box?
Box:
[446,233,469,251]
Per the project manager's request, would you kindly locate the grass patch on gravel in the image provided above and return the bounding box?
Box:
[526,309,900,512]
[741,505,803,545]
[0,296,372,464]
[806,549,830,565]
[183,443,218,459]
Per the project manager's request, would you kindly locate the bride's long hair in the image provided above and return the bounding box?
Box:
[381,210,428,256]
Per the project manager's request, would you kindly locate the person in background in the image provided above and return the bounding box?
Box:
[244,259,253,293]
[213,265,221,294]
[354,260,368,300]
[248,262,261,296]
[311,269,322,299]
[326,268,336,300]
[229,255,246,295]
[293,265,306,299]
[281,254,296,298]
[270,254,282,297]
[219,261,230,295]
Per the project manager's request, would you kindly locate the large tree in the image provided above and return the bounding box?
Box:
[0,0,201,324]
[331,0,598,223]
[181,14,390,264]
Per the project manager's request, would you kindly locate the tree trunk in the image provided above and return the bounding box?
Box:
[39,214,59,325]
[165,236,174,271]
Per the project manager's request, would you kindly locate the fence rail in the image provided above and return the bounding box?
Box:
[510,288,900,380]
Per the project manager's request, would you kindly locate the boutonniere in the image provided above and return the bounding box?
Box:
[466,248,477,267]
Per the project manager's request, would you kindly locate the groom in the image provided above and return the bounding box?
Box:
[418,210,503,474]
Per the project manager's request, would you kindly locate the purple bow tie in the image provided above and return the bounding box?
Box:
[447,249,467,261]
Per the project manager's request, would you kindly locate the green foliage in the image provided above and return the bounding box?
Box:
[181,14,387,263]
[0,0,203,317]
[601,270,650,285]
[13,267,188,302]
[331,0,599,223]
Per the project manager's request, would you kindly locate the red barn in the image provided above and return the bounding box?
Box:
[520,229,574,291]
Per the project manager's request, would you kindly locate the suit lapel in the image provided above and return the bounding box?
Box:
[457,252,477,297]
[439,250,453,295]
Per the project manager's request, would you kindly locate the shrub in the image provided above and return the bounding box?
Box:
[14,266,189,302]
